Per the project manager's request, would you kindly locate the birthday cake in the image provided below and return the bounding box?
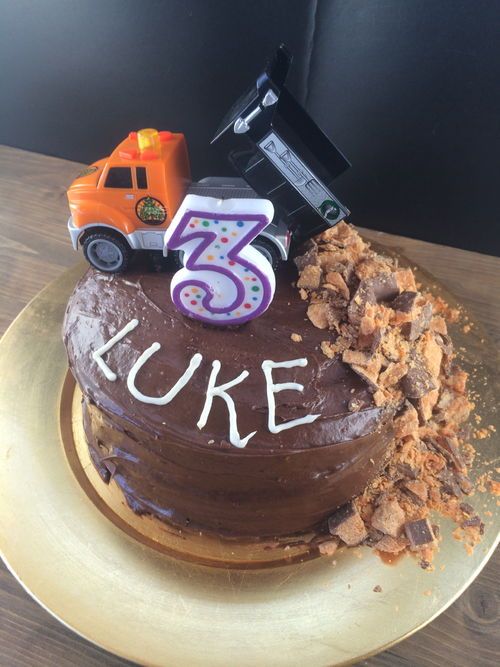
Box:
[63,222,480,561]
[62,48,485,563]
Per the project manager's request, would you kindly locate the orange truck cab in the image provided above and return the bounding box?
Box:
[67,127,289,272]
[67,128,192,271]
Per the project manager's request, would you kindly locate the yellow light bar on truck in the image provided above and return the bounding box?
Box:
[137,128,161,154]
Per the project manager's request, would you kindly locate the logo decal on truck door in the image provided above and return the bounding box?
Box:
[136,196,167,225]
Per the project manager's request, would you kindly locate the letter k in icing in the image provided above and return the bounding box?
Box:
[197,360,255,448]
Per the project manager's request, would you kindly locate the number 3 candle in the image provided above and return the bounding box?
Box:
[163,195,276,325]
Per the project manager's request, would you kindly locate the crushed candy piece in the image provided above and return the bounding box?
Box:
[328,502,368,547]
[292,222,488,566]
[405,519,435,549]
[371,498,406,538]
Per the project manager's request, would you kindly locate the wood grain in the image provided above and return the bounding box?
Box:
[0,145,498,666]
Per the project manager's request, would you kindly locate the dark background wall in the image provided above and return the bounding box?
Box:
[1,0,499,255]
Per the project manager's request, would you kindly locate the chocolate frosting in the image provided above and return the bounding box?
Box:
[63,265,394,537]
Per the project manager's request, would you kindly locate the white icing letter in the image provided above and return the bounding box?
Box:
[92,319,139,381]
[197,360,255,449]
[261,358,320,434]
[127,346,202,405]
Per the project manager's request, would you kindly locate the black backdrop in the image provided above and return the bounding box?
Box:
[1,0,499,255]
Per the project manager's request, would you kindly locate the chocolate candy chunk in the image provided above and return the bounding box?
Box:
[461,516,483,530]
[401,302,433,341]
[368,273,399,302]
[438,468,461,497]
[375,534,409,554]
[391,291,418,313]
[435,333,454,357]
[404,518,435,549]
[297,264,322,289]
[401,479,428,505]
[371,498,406,538]
[401,359,437,398]
[294,241,318,272]
[348,281,376,324]
[352,364,381,391]
[342,349,382,390]
[328,501,368,547]
[328,501,355,531]
[369,326,385,354]
[396,462,420,479]
[425,436,465,472]
[455,472,473,495]
[459,502,475,515]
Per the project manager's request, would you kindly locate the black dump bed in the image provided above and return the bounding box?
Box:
[212,45,351,245]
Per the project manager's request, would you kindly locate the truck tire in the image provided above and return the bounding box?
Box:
[82,231,132,273]
[251,236,281,272]
[168,249,185,270]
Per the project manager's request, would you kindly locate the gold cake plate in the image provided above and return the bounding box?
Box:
[0,262,498,667]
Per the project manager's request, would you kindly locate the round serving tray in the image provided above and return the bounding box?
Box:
[0,262,498,667]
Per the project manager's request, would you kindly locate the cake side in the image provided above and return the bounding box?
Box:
[63,259,394,538]
[81,396,393,536]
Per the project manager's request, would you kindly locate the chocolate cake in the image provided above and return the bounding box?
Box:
[63,260,393,538]
[64,223,481,562]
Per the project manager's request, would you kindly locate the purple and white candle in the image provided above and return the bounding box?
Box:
[164,195,276,325]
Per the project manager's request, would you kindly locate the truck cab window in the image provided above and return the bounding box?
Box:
[136,167,148,189]
[105,167,132,188]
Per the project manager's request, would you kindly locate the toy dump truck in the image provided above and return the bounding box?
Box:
[67,46,350,272]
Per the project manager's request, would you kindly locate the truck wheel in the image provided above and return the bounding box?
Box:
[82,232,131,273]
[251,236,281,272]
[168,249,185,270]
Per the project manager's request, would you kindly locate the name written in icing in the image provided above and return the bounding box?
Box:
[92,319,320,448]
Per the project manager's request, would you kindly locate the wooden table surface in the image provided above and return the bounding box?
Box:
[0,145,498,666]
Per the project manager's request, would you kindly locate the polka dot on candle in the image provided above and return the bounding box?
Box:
[237,221,244,227]
[231,232,237,237]
[221,237,228,243]
[202,220,210,227]
[251,277,257,281]
[207,255,214,261]
[190,300,197,305]
[244,303,252,309]
[191,288,198,293]
[252,297,258,301]
[184,292,189,297]
[189,223,195,228]
[228,260,235,266]
[219,255,224,260]
[251,285,260,292]
[221,227,227,232]
[214,220,219,224]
